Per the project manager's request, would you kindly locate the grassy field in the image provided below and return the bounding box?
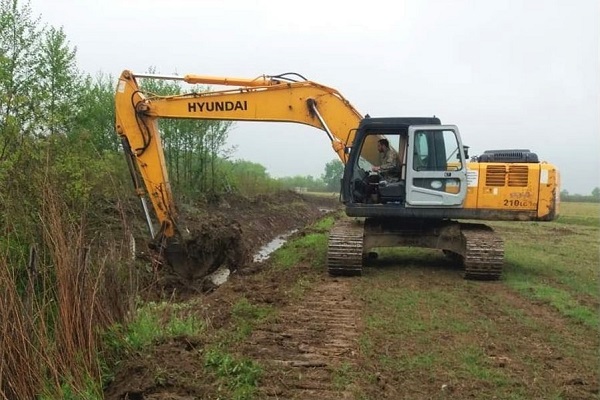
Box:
[351,202,599,399]
[101,202,599,399]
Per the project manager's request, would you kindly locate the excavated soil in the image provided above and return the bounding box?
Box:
[136,191,340,301]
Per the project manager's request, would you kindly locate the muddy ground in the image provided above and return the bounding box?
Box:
[134,190,341,301]
[105,190,348,399]
[104,192,599,400]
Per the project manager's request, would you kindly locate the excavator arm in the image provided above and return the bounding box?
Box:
[115,70,376,238]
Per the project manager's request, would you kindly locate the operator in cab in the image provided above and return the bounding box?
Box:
[371,138,400,182]
[362,138,401,203]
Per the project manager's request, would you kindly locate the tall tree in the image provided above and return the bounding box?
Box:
[37,25,78,136]
[75,72,118,152]
[321,159,344,191]
[0,0,43,160]
[203,119,233,193]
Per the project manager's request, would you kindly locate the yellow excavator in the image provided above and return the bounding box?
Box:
[115,70,560,280]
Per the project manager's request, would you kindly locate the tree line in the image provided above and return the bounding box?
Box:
[0,0,342,248]
[560,188,600,203]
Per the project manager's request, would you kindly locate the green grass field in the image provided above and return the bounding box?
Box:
[350,202,599,399]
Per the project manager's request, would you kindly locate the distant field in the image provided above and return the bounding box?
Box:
[304,191,339,198]
[556,202,600,227]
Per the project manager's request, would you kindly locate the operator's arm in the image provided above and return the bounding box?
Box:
[372,149,400,181]
[380,149,399,172]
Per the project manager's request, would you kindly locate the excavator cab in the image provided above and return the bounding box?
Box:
[342,117,468,213]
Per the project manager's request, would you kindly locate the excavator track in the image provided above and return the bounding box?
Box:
[327,218,364,276]
[460,223,505,280]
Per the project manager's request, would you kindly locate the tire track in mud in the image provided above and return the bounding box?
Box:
[242,278,361,399]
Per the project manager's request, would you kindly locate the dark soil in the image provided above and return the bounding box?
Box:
[136,191,339,301]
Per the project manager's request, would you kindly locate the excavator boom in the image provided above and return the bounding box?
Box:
[115,70,373,238]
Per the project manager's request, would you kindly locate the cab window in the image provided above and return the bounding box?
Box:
[412,130,462,171]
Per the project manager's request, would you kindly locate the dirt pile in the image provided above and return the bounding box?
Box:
[161,218,248,280]
[140,191,341,299]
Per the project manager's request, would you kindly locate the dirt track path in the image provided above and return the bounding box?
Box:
[242,278,361,399]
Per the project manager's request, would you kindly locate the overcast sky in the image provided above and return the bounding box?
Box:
[28,0,599,194]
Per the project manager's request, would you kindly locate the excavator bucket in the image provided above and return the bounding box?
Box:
[152,217,250,282]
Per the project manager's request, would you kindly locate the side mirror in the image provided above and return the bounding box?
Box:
[463,145,470,160]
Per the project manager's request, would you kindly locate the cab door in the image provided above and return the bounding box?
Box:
[406,125,467,206]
